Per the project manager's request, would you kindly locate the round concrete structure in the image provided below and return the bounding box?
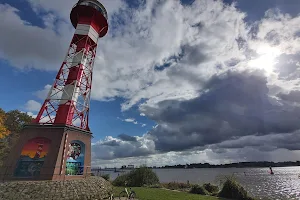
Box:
[0,176,112,200]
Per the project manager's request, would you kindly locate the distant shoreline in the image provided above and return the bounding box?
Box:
[153,161,300,169]
[155,165,300,169]
[94,161,300,170]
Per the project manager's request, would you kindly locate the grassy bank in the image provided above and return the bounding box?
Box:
[110,167,255,200]
[113,187,223,200]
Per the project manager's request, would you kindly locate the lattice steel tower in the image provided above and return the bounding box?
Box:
[34,0,108,130]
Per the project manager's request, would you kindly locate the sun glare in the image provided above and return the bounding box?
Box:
[248,45,281,75]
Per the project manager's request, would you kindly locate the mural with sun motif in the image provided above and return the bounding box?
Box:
[14,137,51,177]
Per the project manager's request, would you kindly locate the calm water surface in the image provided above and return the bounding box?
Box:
[97,166,300,200]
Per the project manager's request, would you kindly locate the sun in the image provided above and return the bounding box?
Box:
[248,45,281,75]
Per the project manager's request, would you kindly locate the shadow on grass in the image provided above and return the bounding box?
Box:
[113,186,232,200]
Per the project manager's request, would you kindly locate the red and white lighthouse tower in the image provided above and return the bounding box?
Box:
[34,0,108,130]
[1,0,108,181]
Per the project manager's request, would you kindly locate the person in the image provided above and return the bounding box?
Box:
[269,166,274,175]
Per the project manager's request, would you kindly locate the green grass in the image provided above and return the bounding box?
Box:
[113,187,225,200]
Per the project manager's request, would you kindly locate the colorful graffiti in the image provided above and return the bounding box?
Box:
[66,140,85,175]
[14,137,51,177]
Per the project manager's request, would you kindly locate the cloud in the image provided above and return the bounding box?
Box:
[34,84,52,100]
[119,118,139,125]
[141,124,146,127]
[89,0,248,109]
[0,4,71,70]
[92,69,300,164]
[278,90,300,103]
[25,100,41,112]
[92,134,155,160]
[140,113,146,116]
[251,8,300,55]
[211,131,300,151]
[118,133,137,142]
[124,118,134,122]
[141,70,300,152]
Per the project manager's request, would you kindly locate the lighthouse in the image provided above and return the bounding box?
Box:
[1,0,108,181]
[35,0,108,130]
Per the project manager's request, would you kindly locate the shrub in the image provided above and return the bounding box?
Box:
[112,174,130,186]
[101,174,110,181]
[112,166,159,187]
[161,182,191,190]
[218,178,255,200]
[127,166,160,187]
[189,184,209,195]
[203,183,219,194]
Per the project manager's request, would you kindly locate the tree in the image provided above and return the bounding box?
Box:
[0,108,10,139]
[0,109,33,166]
[4,110,33,134]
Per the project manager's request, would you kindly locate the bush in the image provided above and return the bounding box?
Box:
[112,174,130,186]
[189,184,209,195]
[127,166,160,187]
[203,183,219,194]
[101,174,110,181]
[218,178,255,200]
[161,182,191,190]
[112,166,159,187]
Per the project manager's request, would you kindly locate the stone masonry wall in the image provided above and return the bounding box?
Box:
[0,176,112,200]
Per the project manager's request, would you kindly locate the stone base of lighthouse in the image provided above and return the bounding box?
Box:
[0,124,92,181]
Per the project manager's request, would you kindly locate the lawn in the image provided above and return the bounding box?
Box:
[113,187,224,200]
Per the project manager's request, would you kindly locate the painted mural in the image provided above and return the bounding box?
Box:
[66,140,85,175]
[14,137,51,177]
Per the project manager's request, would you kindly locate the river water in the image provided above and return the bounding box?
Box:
[95,166,300,200]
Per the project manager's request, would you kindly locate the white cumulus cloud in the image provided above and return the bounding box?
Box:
[34,84,52,100]
[25,100,41,112]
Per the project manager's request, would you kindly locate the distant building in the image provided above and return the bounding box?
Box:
[127,165,134,169]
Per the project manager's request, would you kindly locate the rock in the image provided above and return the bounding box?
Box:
[0,177,112,200]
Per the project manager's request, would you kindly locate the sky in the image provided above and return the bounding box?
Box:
[1,0,300,168]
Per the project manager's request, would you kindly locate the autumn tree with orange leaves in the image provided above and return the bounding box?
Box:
[0,108,33,166]
[0,108,10,139]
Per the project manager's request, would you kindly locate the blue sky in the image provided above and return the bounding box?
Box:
[1,0,300,167]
